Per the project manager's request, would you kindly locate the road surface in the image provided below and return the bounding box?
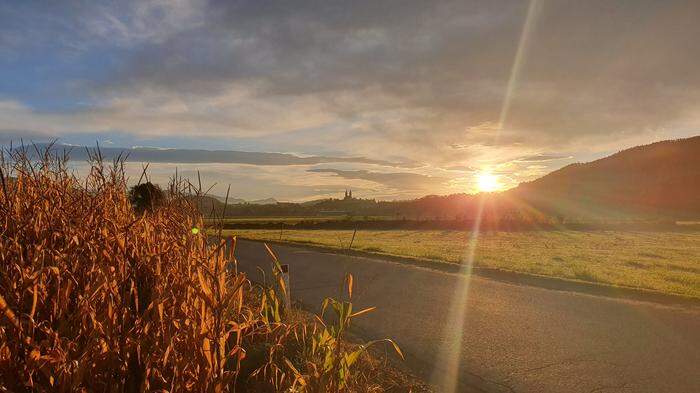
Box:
[234,239,700,392]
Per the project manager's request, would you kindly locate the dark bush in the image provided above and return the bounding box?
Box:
[129,182,164,213]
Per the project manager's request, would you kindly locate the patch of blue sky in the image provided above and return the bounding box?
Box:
[1,45,125,112]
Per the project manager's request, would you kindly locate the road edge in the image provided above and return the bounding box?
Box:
[238,237,700,308]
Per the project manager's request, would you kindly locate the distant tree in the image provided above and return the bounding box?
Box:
[129,182,164,213]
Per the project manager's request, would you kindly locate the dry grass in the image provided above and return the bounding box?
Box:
[0,147,419,392]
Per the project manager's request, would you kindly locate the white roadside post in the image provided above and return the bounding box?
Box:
[280,264,291,312]
[226,235,236,272]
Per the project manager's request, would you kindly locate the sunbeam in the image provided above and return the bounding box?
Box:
[497,0,543,132]
[430,196,485,392]
[432,1,543,391]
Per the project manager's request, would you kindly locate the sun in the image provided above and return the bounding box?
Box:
[476,172,500,192]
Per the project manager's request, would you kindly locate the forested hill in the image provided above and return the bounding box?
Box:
[509,136,700,219]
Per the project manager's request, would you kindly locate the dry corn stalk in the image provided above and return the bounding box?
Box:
[0,147,253,392]
[0,145,407,392]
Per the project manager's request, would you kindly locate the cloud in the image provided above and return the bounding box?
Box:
[3,0,700,200]
[0,0,206,54]
[515,153,573,162]
[308,168,449,191]
[93,0,700,154]
[25,143,411,167]
[444,165,477,172]
[0,129,54,144]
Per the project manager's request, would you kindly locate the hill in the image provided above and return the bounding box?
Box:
[509,136,700,219]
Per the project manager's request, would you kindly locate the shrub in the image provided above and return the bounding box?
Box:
[129,182,165,213]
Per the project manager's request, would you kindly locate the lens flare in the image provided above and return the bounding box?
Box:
[430,197,485,391]
[477,172,500,192]
[433,1,543,390]
[497,0,543,132]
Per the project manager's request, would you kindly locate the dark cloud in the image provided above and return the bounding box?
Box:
[0,129,55,144]
[308,168,449,191]
[28,143,410,167]
[100,0,700,151]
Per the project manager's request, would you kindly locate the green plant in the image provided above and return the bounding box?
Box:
[314,274,403,390]
[255,273,404,392]
[257,244,289,325]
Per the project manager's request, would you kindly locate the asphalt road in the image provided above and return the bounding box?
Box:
[234,239,700,393]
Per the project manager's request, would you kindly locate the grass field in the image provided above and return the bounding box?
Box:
[204,215,392,224]
[225,229,700,298]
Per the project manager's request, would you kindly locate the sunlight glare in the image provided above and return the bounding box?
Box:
[433,1,542,391]
[430,197,486,392]
[477,172,500,192]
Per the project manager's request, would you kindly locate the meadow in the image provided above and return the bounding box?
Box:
[203,215,392,225]
[228,229,700,298]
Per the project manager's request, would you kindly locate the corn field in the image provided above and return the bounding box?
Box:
[0,146,415,392]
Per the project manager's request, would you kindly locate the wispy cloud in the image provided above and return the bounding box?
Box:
[515,153,573,162]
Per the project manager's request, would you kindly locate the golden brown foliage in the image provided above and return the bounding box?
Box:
[0,147,418,392]
[0,147,255,391]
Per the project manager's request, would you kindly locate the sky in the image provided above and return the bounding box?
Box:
[1,0,699,201]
